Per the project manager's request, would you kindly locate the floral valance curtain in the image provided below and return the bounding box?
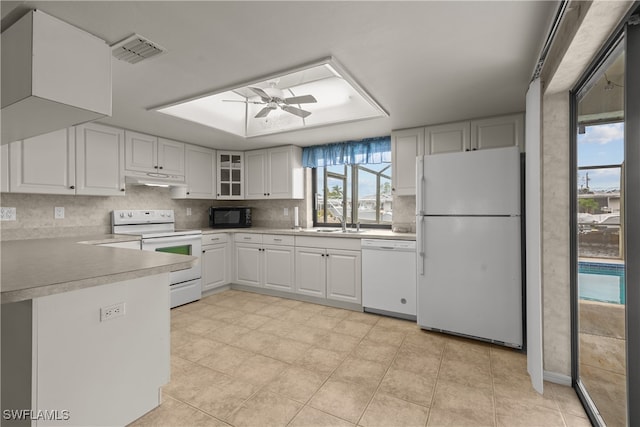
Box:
[301,136,391,168]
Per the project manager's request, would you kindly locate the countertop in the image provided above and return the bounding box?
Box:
[0,227,413,303]
[1,235,196,304]
[201,227,417,240]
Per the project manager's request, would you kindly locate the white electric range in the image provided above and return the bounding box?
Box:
[112,210,202,308]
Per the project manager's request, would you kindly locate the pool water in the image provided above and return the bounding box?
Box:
[578,261,625,304]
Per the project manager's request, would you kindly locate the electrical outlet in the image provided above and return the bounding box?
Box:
[100,303,125,322]
[283,207,289,216]
[54,207,64,219]
[186,207,192,216]
[0,207,16,221]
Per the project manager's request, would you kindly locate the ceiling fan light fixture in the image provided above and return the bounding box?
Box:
[152,57,387,138]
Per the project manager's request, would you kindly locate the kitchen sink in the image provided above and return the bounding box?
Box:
[314,228,366,234]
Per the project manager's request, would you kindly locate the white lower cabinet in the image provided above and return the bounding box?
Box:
[294,236,362,304]
[228,233,363,306]
[234,234,295,291]
[234,242,262,287]
[295,247,327,298]
[326,249,362,304]
[202,234,230,292]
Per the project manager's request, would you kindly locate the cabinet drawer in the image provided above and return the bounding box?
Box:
[263,234,294,246]
[202,233,229,245]
[295,236,361,251]
[235,233,262,244]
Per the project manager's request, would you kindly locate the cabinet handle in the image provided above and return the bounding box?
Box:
[186,192,190,195]
[70,185,75,189]
[120,188,125,192]
[465,149,470,152]
[243,237,251,240]
[264,193,267,196]
[154,165,159,169]
[274,238,282,242]
[472,148,477,151]
[159,166,164,169]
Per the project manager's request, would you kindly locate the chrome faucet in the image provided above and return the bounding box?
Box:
[341,217,347,232]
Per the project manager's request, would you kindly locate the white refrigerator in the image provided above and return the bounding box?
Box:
[416,146,522,348]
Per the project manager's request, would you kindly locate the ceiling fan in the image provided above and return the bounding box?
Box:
[223,84,317,119]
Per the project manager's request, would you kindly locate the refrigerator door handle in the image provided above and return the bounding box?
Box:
[416,157,425,215]
[418,216,425,276]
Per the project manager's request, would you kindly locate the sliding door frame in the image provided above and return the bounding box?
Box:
[570,4,639,426]
[624,9,639,425]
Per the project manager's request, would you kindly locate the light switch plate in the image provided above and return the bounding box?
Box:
[54,207,65,219]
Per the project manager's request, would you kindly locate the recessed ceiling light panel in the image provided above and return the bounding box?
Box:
[153,57,388,137]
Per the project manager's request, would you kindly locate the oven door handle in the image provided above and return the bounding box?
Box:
[142,235,201,246]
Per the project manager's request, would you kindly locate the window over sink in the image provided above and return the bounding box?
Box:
[305,136,392,228]
[313,162,392,227]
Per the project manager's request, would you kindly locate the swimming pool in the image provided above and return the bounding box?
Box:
[578,261,625,304]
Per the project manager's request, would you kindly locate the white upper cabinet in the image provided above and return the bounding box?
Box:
[391,113,524,195]
[470,113,524,151]
[217,151,244,199]
[425,121,471,155]
[157,138,186,176]
[125,131,185,177]
[1,10,111,144]
[75,123,125,196]
[268,146,303,199]
[391,128,424,196]
[9,128,76,195]
[181,144,216,199]
[1,144,8,193]
[245,145,303,200]
[245,149,267,199]
[125,131,157,173]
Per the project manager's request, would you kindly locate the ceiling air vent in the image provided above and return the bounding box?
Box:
[111,34,166,64]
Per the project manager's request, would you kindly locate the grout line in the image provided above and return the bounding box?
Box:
[489,347,498,427]
[354,327,407,426]
[424,338,446,427]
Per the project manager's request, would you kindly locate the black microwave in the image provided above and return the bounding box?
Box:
[209,207,252,228]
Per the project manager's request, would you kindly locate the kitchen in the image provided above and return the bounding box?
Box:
[1,1,638,426]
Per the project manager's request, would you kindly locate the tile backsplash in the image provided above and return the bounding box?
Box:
[0,186,309,241]
[0,169,411,240]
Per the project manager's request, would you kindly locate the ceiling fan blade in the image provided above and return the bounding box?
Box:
[282,105,311,118]
[222,99,266,105]
[255,106,275,118]
[248,87,271,101]
[284,94,317,104]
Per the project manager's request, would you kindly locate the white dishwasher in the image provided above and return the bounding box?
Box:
[362,239,417,320]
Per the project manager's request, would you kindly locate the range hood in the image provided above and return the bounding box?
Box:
[1,10,112,144]
[125,171,186,188]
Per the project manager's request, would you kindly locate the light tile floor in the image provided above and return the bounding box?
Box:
[130,290,591,427]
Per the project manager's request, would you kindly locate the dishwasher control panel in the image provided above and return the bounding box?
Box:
[361,239,416,250]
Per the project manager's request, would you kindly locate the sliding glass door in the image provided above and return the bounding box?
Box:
[572,8,639,426]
